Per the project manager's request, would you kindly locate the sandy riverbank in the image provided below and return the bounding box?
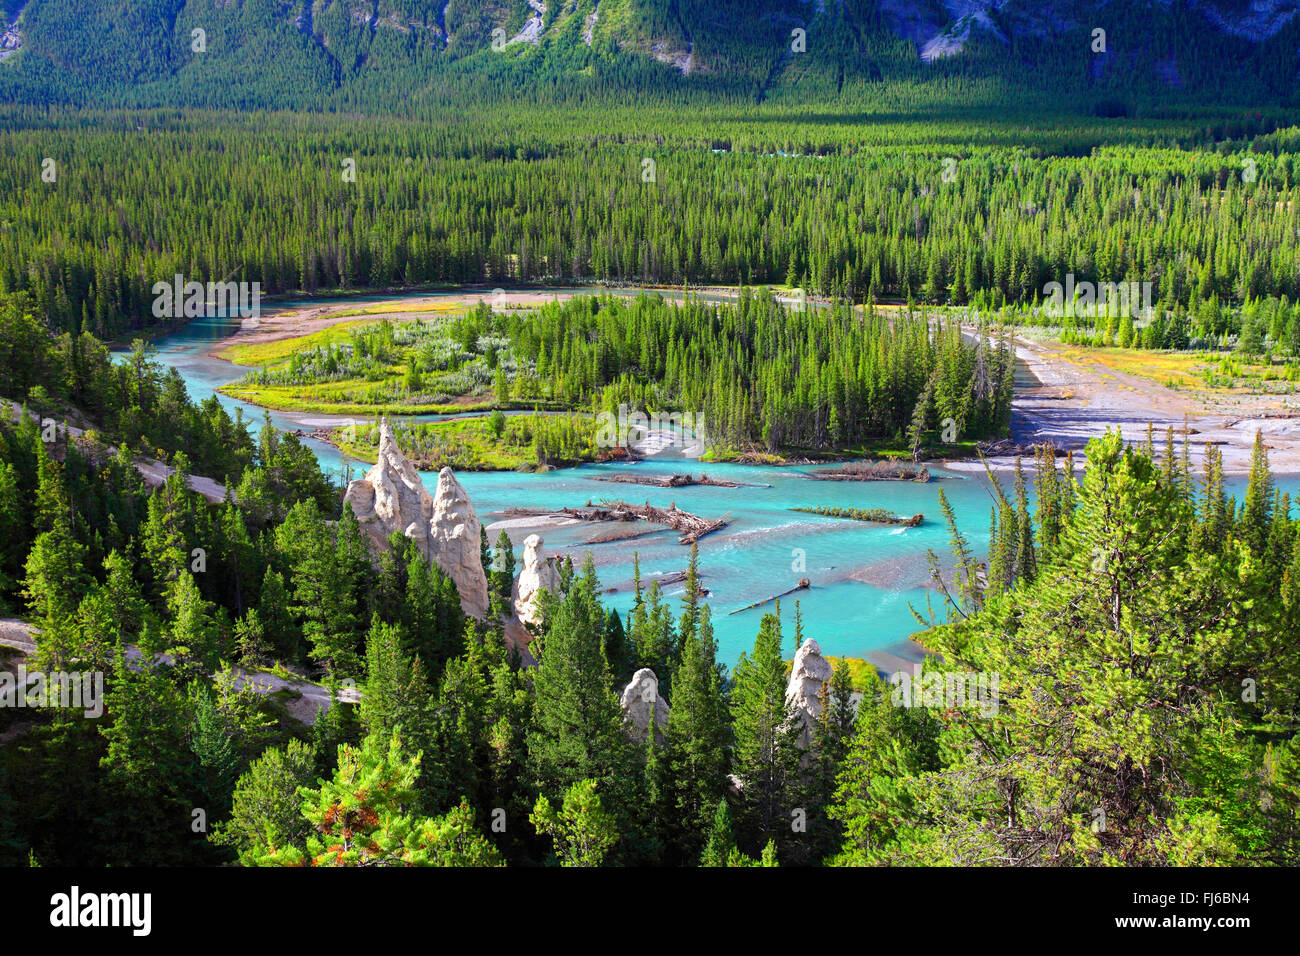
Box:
[944,334,1300,476]
[208,290,575,360]
[213,292,1300,478]
[206,286,754,362]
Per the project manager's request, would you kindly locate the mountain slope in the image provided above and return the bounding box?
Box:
[0,0,1296,109]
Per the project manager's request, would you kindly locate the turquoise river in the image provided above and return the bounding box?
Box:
[132,295,1250,671]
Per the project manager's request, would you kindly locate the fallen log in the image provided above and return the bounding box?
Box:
[602,569,711,597]
[503,499,729,545]
[728,578,811,615]
[587,472,770,489]
[791,506,923,527]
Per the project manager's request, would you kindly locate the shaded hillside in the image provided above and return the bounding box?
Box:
[0,0,1295,110]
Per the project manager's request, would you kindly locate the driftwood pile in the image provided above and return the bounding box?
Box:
[978,438,1066,458]
[504,499,729,545]
[587,472,769,489]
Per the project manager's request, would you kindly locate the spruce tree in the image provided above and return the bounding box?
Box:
[491,529,516,614]
[527,555,634,846]
[1240,430,1273,552]
[662,604,729,862]
[729,610,801,856]
[189,683,241,818]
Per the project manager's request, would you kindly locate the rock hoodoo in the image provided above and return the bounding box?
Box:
[343,419,489,619]
[620,668,670,744]
[785,638,833,747]
[343,419,434,555]
[428,465,490,619]
[512,533,561,630]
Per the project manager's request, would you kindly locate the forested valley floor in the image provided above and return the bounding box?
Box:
[0,96,1299,867]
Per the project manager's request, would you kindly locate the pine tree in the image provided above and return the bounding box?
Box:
[426,647,493,813]
[531,778,619,867]
[662,604,729,862]
[527,556,633,835]
[729,610,801,856]
[828,669,936,865]
[1240,430,1273,552]
[806,659,858,861]
[1013,457,1037,586]
[700,798,737,867]
[604,609,631,684]
[33,437,69,536]
[211,739,316,865]
[257,567,298,664]
[887,432,1276,865]
[402,552,440,672]
[632,580,677,695]
[233,608,269,666]
[906,372,936,461]
[22,522,89,636]
[189,684,240,818]
[141,462,196,603]
[167,571,219,675]
[0,460,26,608]
[360,616,421,746]
[490,529,516,614]
[276,499,361,677]
[262,732,503,867]
[678,542,702,646]
[1198,443,1230,553]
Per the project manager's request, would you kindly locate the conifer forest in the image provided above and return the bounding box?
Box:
[0,1,1297,934]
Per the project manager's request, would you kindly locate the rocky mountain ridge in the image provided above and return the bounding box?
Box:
[1,0,1295,108]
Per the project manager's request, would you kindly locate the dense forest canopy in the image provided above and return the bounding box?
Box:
[1,105,1296,342]
[231,292,1015,454]
[1,285,1297,865]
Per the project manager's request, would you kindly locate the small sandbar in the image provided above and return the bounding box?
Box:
[839,552,946,592]
[484,515,584,533]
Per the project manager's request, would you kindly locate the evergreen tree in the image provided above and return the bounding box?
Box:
[262,732,503,867]
[662,604,729,863]
[257,567,298,664]
[530,778,619,867]
[275,499,362,677]
[527,556,637,857]
[490,529,516,614]
[729,611,801,856]
[1240,430,1273,552]
[700,798,738,867]
[211,738,316,866]
[189,683,241,818]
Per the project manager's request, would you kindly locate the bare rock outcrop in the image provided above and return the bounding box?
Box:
[344,419,435,555]
[343,420,488,619]
[429,466,490,620]
[512,534,561,630]
[786,638,833,747]
[620,668,670,744]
